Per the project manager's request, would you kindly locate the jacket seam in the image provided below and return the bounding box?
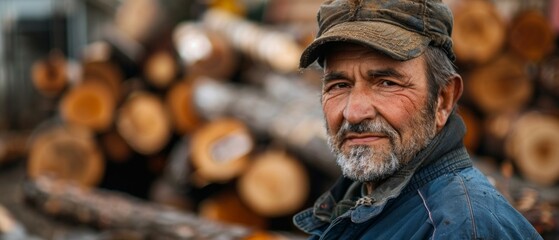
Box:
[417,189,435,240]
[456,171,478,239]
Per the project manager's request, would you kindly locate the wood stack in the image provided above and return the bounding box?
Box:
[22,1,322,236]
[447,1,559,235]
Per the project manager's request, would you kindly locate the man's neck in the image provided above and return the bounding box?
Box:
[363,181,377,196]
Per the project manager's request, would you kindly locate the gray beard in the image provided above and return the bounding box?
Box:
[335,145,400,182]
[326,107,435,182]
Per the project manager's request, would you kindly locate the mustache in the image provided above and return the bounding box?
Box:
[336,119,398,145]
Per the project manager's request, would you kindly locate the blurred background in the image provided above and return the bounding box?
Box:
[0,0,558,239]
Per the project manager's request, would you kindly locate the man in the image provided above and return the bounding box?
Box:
[293,0,542,239]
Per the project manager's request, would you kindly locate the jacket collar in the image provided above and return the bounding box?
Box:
[294,112,472,232]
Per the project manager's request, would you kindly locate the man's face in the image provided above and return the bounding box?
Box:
[322,44,438,182]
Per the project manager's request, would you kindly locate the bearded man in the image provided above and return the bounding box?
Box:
[293,0,542,239]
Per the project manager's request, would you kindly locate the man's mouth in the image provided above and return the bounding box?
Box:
[342,133,388,147]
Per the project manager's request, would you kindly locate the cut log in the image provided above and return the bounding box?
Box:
[116,91,172,155]
[99,129,132,163]
[173,22,237,79]
[505,112,559,186]
[451,0,506,64]
[238,150,309,217]
[165,80,202,135]
[81,61,124,103]
[202,9,303,73]
[509,10,555,62]
[193,78,340,178]
[27,125,104,187]
[144,49,179,89]
[31,50,67,97]
[59,81,116,132]
[190,118,253,183]
[466,54,533,114]
[199,190,268,229]
[22,176,252,239]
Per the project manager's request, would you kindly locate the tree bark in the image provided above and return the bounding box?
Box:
[202,9,302,73]
[22,176,253,240]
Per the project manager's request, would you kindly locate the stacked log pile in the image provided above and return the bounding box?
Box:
[2,0,557,238]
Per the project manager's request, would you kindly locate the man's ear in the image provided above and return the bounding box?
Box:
[435,74,463,130]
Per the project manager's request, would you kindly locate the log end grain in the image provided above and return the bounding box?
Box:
[238,151,309,217]
[505,112,559,186]
[466,54,533,114]
[59,82,116,132]
[116,91,172,155]
[144,50,179,89]
[452,0,506,64]
[191,118,253,182]
[27,125,105,187]
[509,10,556,62]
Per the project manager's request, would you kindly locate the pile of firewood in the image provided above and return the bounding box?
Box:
[19,0,328,236]
[448,0,559,236]
[2,0,558,238]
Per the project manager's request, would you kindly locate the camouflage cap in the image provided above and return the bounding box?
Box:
[300,0,455,68]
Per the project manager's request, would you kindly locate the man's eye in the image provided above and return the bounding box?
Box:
[332,82,350,89]
[381,80,398,87]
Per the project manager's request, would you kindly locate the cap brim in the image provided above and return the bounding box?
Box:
[300,21,431,68]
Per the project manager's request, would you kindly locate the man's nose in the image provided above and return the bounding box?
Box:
[342,87,377,124]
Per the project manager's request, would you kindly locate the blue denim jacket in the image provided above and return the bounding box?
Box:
[293,114,542,239]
